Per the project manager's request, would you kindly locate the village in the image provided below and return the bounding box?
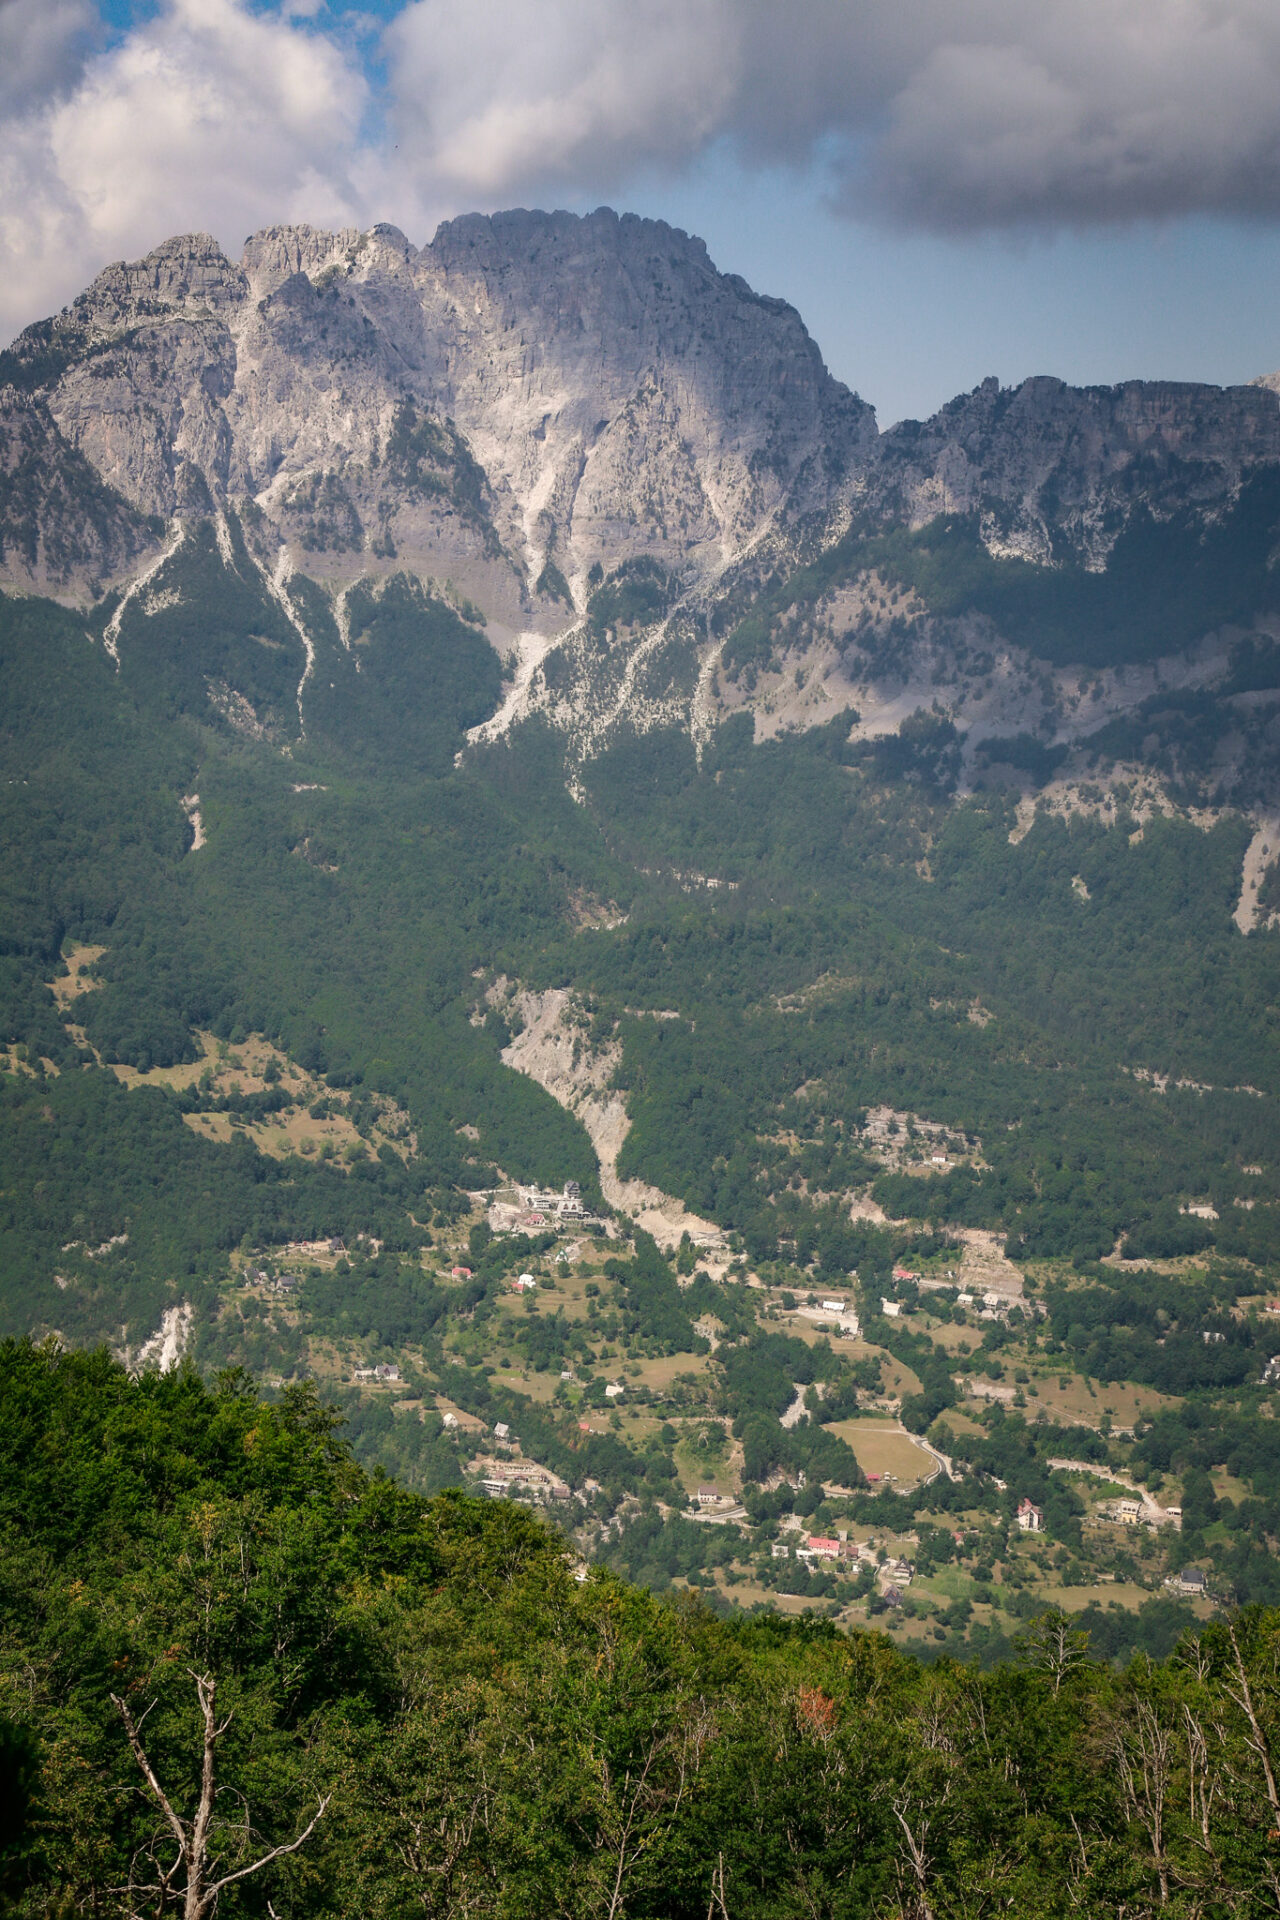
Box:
[194,1137,1248,1658]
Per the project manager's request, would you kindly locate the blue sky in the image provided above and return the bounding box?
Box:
[7,0,1280,424]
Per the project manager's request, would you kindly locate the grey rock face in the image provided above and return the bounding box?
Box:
[0,389,154,594]
[0,210,876,608]
[871,373,1280,567]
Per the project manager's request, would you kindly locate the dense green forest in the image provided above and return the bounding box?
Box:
[5,518,1280,1673]
[7,1342,1280,1919]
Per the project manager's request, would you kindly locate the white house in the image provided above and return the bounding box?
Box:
[1016,1498,1044,1533]
[881,1298,902,1318]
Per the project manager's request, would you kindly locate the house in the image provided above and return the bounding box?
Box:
[493,1422,510,1440]
[881,1557,913,1588]
[806,1536,841,1559]
[956,1291,975,1307]
[882,1585,903,1608]
[604,1381,624,1399]
[512,1275,537,1293]
[1178,1566,1209,1595]
[881,1299,902,1318]
[771,1541,791,1559]
[696,1486,730,1509]
[1016,1498,1044,1533]
[930,1154,949,1167]
[1263,1354,1280,1384]
[450,1265,473,1280]
[983,1291,1004,1311]
[441,1412,459,1430]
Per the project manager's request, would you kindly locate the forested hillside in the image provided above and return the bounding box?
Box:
[6,214,1280,1678]
[6,1342,1280,1918]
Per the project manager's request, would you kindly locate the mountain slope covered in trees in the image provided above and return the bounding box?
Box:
[6,1342,1280,1918]
[5,213,1280,1667]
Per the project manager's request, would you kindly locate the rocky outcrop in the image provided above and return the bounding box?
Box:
[871,373,1280,567]
[0,389,157,595]
[0,211,876,606]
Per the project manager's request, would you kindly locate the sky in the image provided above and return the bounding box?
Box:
[5,0,1280,425]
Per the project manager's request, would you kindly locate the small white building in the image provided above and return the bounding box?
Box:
[881,1298,902,1318]
[512,1275,537,1293]
[494,1421,510,1440]
[604,1381,624,1399]
[441,1412,459,1430]
[821,1299,847,1315]
[1016,1498,1044,1533]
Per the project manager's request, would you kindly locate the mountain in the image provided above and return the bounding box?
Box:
[8,212,1280,793]
[0,212,873,615]
[4,211,1280,1658]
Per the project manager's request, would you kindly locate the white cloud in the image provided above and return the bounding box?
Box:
[385,0,738,194]
[7,0,1280,344]
[0,0,368,338]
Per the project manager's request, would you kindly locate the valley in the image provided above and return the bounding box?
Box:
[3,210,1280,1666]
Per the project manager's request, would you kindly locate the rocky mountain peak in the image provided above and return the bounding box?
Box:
[0,209,877,614]
[71,232,249,326]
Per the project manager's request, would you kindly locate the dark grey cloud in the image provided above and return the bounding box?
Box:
[0,0,96,115]
[386,0,1280,230]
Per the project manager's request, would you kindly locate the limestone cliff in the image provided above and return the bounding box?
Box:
[0,211,875,616]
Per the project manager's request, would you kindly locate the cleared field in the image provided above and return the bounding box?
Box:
[1036,1580,1164,1614]
[920,1322,979,1354]
[826,1420,936,1485]
[48,944,106,1007]
[484,1366,560,1403]
[1025,1372,1179,1429]
[627,1351,713,1390]
[934,1407,987,1438]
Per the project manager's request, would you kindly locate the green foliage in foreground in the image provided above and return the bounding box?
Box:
[6,1342,1280,1918]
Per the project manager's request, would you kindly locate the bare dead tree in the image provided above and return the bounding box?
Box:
[1225,1623,1280,1835]
[111,1672,328,1920]
[705,1850,729,1920]
[892,1796,937,1920]
[1020,1610,1090,1698]
[1105,1695,1174,1906]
